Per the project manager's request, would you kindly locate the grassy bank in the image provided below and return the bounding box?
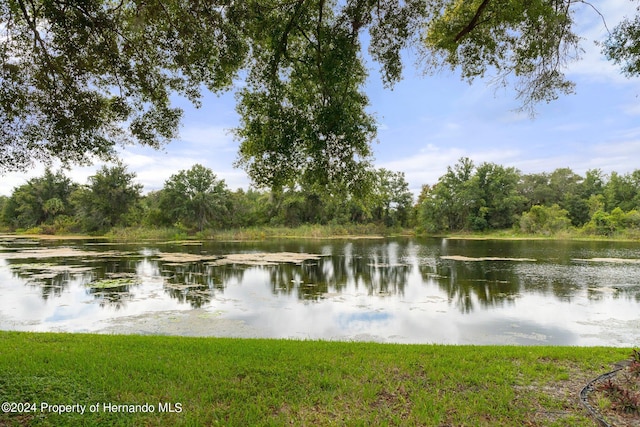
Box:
[427,229,640,242]
[7,223,640,242]
[3,224,403,242]
[103,223,406,241]
[0,331,631,426]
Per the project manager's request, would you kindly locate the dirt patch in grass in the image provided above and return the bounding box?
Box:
[513,356,640,426]
[513,360,609,426]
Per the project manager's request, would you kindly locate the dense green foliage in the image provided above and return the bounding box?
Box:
[4,159,640,238]
[423,0,580,113]
[0,163,414,234]
[0,331,631,426]
[72,163,142,232]
[2,0,640,190]
[1,0,245,171]
[416,158,640,237]
[1,168,77,233]
[159,164,231,231]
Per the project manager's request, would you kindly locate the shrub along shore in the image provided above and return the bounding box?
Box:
[0,331,632,426]
[4,161,640,240]
[4,223,640,243]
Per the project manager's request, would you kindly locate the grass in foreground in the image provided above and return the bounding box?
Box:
[0,332,631,426]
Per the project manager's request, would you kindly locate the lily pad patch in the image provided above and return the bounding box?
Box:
[86,278,139,289]
[440,255,537,262]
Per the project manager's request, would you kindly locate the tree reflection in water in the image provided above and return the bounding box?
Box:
[8,262,93,300]
[265,240,414,300]
[420,260,521,314]
[161,262,245,308]
[3,237,640,316]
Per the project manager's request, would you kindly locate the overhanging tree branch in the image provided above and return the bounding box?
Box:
[454,0,490,42]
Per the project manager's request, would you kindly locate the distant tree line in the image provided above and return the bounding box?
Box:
[415,158,640,236]
[0,163,413,234]
[3,158,640,237]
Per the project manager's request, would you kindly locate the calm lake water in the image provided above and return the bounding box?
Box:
[1,235,639,345]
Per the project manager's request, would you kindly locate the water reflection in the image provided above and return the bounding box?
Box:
[8,263,93,300]
[88,285,133,310]
[4,239,640,310]
[420,259,521,313]
[160,262,237,308]
[1,237,639,345]
[266,255,412,301]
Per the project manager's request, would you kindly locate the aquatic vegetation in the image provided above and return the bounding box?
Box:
[572,257,640,264]
[0,247,132,260]
[440,255,537,262]
[12,263,94,273]
[155,251,325,266]
[86,278,139,289]
[155,252,221,263]
[207,252,325,266]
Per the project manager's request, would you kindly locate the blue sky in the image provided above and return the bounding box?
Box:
[3,1,640,198]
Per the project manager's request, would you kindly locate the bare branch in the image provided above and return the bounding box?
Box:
[573,0,610,34]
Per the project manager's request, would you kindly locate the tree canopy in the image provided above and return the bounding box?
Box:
[160,164,230,231]
[2,0,638,187]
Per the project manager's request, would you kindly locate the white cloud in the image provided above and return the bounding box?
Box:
[0,149,250,197]
[179,125,234,150]
[378,144,521,194]
[0,163,100,196]
[566,1,640,83]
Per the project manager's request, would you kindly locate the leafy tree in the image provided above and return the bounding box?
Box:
[368,169,413,227]
[548,168,582,202]
[581,169,606,199]
[423,0,581,113]
[139,190,169,227]
[418,160,524,232]
[233,0,377,192]
[0,195,8,227]
[418,157,477,231]
[562,194,590,227]
[518,168,591,226]
[519,204,571,235]
[2,168,77,229]
[0,0,246,171]
[227,188,271,228]
[263,186,333,227]
[547,168,588,226]
[585,206,640,236]
[472,162,524,230]
[604,171,639,212]
[604,9,640,77]
[518,172,554,209]
[160,164,230,231]
[587,194,605,218]
[73,163,142,231]
[4,0,638,192]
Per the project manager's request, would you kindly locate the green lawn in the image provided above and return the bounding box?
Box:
[0,332,631,426]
